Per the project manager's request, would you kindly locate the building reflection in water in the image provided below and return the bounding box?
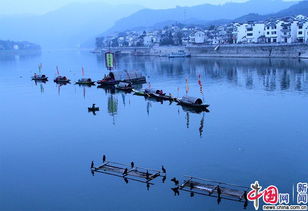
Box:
[109,56,308,94]
[108,95,118,125]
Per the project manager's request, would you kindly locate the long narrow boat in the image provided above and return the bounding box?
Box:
[54,76,70,84]
[145,88,175,101]
[178,96,209,110]
[132,89,150,97]
[97,70,146,86]
[32,74,48,81]
[75,78,95,86]
[115,82,133,92]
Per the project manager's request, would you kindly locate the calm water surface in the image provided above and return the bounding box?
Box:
[0,51,307,211]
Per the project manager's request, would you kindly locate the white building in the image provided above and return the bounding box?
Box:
[236,23,265,43]
[190,31,206,44]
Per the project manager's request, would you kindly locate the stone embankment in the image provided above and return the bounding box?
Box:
[101,44,308,58]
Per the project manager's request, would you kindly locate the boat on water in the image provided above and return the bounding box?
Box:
[75,78,95,86]
[115,82,133,92]
[54,76,70,84]
[32,74,48,81]
[132,89,150,97]
[145,88,175,101]
[178,96,209,110]
[97,70,146,86]
[168,50,191,58]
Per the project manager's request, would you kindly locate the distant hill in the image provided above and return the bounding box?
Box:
[106,0,297,33]
[235,0,308,23]
[0,3,142,49]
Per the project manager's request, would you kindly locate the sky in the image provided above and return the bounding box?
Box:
[0,0,248,15]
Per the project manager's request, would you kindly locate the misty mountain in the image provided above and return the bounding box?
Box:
[106,0,298,33]
[0,3,142,49]
[235,0,308,23]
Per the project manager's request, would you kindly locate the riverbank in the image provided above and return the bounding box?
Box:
[98,44,308,59]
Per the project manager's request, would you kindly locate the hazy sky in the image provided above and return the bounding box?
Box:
[0,0,248,15]
[0,0,300,15]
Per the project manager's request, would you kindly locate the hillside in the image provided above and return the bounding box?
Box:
[106,0,297,33]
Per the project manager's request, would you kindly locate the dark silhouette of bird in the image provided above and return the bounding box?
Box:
[190,182,194,190]
[123,168,128,176]
[91,161,94,169]
[162,176,166,183]
[102,155,106,163]
[146,170,150,180]
[162,165,166,174]
[131,162,134,169]
[171,187,180,196]
[171,177,179,186]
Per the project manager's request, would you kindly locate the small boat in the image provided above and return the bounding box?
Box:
[97,70,146,86]
[133,89,150,97]
[145,88,175,101]
[75,78,95,86]
[178,96,209,110]
[32,74,48,81]
[54,76,70,84]
[88,104,99,113]
[168,50,191,58]
[115,82,133,92]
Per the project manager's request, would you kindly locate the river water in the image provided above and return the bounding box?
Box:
[0,50,307,210]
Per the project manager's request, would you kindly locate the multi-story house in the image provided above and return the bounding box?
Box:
[236,23,265,43]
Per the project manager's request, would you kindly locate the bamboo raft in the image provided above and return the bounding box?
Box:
[179,176,249,203]
[91,160,166,184]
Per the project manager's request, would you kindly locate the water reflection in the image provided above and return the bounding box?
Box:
[108,95,118,125]
[111,56,308,93]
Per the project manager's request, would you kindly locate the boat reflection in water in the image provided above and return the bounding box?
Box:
[108,95,118,125]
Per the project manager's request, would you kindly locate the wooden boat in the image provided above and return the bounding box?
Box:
[91,160,166,183]
[115,82,133,92]
[145,88,175,101]
[179,176,249,207]
[75,78,95,86]
[133,89,150,97]
[54,76,70,84]
[97,70,146,85]
[88,104,99,112]
[178,96,209,110]
[32,74,48,81]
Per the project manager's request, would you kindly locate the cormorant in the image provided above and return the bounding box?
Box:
[162,165,166,174]
[102,155,106,163]
[131,162,134,169]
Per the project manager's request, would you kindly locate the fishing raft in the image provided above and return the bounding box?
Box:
[179,176,248,204]
[91,160,166,184]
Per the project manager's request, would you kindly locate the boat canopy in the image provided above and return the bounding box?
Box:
[118,82,131,87]
[182,96,203,105]
[109,70,144,81]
